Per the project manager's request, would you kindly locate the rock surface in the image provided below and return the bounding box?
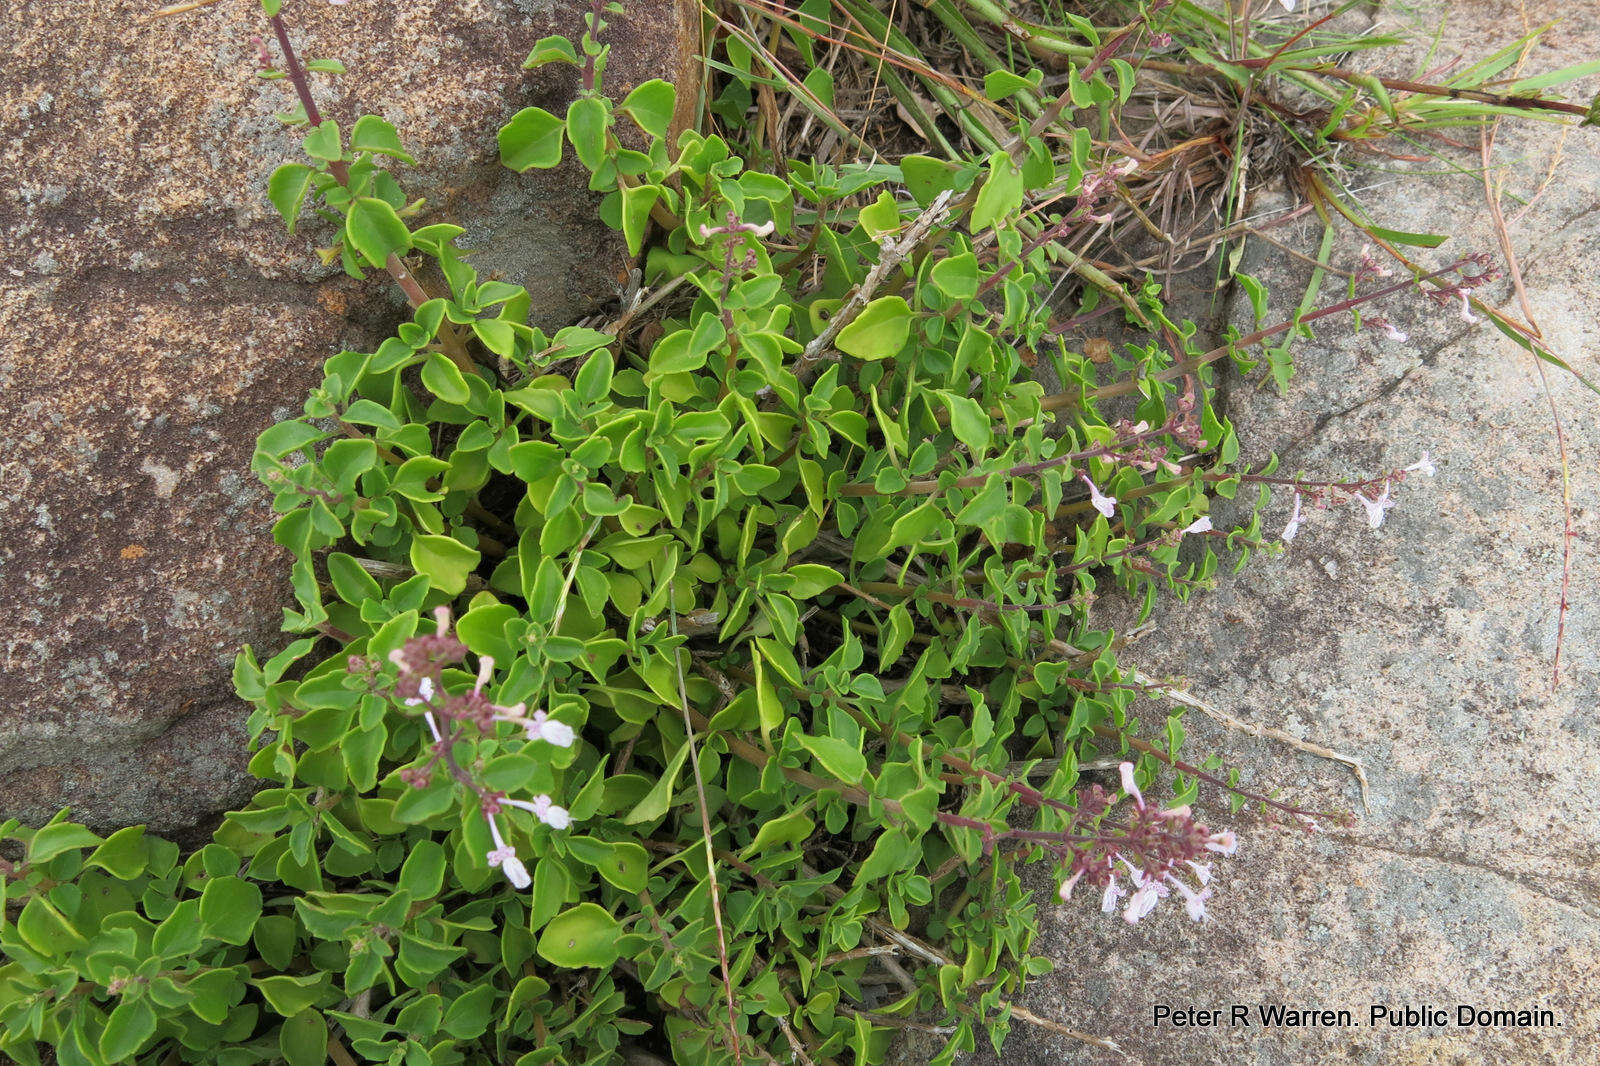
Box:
[977,1,1600,1063]
[0,0,699,830]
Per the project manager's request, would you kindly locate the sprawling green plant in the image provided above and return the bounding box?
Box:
[8,1,1595,1064]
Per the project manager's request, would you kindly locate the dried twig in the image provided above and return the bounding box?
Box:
[1133,671,1370,811]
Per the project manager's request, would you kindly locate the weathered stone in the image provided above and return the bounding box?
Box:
[0,0,699,830]
[971,2,1600,1062]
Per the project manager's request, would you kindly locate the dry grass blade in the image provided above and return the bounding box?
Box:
[669,613,743,1063]
[1476,29,1576,692]
[1134,671,1371,811]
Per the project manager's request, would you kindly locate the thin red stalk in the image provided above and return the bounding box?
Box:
[266,13,476,375]
[1097,725,1339,822]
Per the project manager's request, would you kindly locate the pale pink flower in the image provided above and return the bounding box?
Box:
[403,675,435,707]
[1355,481,1395,530]
[1059,869,1085,902]
[486,815,531,889]
[1080,473,1117,519]
[1118,761,1144,809]
[1404,451,1435,477]
[1204,830,1238,856]
[399,676,444,742]
[523,709,576,748]
[1172,878,1212,922]
[475,656,496,691]
[504,794,572,830]
[1367,315,1407,342]
[1181,516,1213,535]
[1124,881,1165,923]
[1101,873,1122,914]
[1282,491,1304,542]
[1459,292,1481,325]
[1118,859,1167,924]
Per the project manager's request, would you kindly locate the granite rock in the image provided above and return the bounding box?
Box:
[0,0,699,830]
[977,2,1600,1062]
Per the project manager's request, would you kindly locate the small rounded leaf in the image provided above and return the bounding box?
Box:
[345,197,412,268]
[199,876,263,946]
[835,296,912,361]
[99,999,157,1062]
[280,1010,329,1066]
[499,106,565,171]
[536,903,621,968]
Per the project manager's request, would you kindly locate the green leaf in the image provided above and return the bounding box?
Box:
[567,837,650,893]
[835,296,912,361]
[344,723,386,791]
[301,119,341,162]
[420,351,471,405]
[942,393,991,457]
[524,34,579,68]
[858,192,902,241]
[648,328,706,375]
[327,552,382,605]
[929,251,980,302]
[887,500,946,549]
[280,1010,329,1066]
[784,563,842,599]
[499,106,565,171]
[350,115,415,163]
[27,822,102,864]
[566,96,610,171]
[473,319,517,358]
[755,651,783,741]
[409,535,481,596]
[856,828,915,884]
[970,150,1023,232]
[252,974,331,1018]
[200,876,263,946]
[622,79,677,139]
[268,163,316,233]
[399,840,448,899]
[85,825,148,880]
[16,895,85,954]
[796,734,866,784]
[901,154,960,205]
[536,903,621,968]
[983,69,1037,100]
[624,739,690,824]
[345,197,412,268]
[741,807,814,857]
[441,982,496,1040]
[99,998,157,1063]
[153,899,202,957]
[1365,225,1447,248]
[256,420,329,461]
[574,348,614,404]
[620,184,659,258]
[455,602,518,660]
[394,782,455,824]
